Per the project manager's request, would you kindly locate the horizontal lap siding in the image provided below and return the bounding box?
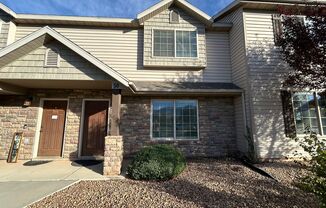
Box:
[15,24,232,82]
[220,8,248,153]
[244,11,304,158]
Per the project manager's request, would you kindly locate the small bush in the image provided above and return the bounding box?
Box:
[127,144,186,180]
[294,131,326,207]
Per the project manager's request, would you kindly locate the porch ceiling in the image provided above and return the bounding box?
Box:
[0,79,114,94]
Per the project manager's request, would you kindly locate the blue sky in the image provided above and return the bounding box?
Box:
[0,0,234,18]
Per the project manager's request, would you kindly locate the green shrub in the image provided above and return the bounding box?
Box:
[294,131,326,207]
[127,144,186,180]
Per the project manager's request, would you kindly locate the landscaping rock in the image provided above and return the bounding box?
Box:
[29,159,318,208]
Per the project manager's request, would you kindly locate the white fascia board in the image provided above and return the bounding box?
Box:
[211,0,326,21]
[0,26,130,87]
[137,0,173,19]
[0,3,17,18]
[177,0,211,21]
[211,0,241,21]
[15,14,134,24]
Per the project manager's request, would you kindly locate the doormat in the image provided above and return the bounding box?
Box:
[72,160,102,167]
[23,160,52,166]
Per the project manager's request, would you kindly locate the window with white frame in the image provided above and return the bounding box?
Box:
[153,30,174,57]
[152,100,198,140]
[176,31,197,57]
[292,92,326,135]
[153,29,197,58]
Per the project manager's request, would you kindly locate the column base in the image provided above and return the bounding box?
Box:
[103,136,123,176]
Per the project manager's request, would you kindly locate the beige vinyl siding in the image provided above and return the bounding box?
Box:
[0,10,11,49]
[15,25,232,83]
[143,7,206,68]
[244,11,304,158]
[0,40,110,80]
[220,8,248,153]
[205,32,232,82]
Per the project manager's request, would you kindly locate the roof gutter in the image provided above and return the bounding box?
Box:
[127,82,243,95]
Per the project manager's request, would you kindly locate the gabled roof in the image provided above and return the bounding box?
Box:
[0,2,231,29]
[212,0,326,21]
[0,26,130,87]
[137,0,212,25]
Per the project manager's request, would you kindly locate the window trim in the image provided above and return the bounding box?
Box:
[151,28,199,59]
[291,91,325,136]
[44,48,60,67]
[273,14,307,47]
[150,99,200,141]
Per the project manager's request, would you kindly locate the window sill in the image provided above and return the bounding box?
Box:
[143,64,206,69]
[151,138,199,142]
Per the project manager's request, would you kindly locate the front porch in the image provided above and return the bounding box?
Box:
[0,84,125,176]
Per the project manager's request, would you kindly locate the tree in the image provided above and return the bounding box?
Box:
[278,2,326,91]
[278,3,326,207]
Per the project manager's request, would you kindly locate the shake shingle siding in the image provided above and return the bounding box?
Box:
[0,10,11,49]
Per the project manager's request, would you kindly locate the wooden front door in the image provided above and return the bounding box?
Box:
[82,101,108,156]
[38,100,67,157]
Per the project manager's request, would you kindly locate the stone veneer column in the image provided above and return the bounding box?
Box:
[103,136,123,176]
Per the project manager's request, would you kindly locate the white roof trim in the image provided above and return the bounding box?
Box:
[137,0,173,19]
[0,3,17,18]
[176,0,211,20]
[15,14,135,24]
[137,0,211,23]
[212,0,326,21]
[0,26,130,87]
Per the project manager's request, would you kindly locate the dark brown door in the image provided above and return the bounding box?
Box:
[38,100,67,157]
[82,101,108,156]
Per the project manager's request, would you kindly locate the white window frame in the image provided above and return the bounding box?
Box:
[44,48,60,67]
[291,91,325,136]
[150,99,199,141]
[151,28,198,58]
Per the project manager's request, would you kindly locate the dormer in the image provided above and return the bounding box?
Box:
[137,0,211,69]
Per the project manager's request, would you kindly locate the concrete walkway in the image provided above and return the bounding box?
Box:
[0,160,112,208]
[0,160,107,181]
[0,180,76,208]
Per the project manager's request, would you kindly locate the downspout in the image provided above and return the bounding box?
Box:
[241,91,247,129]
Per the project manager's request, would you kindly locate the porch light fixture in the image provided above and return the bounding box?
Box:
[23,96,33,107]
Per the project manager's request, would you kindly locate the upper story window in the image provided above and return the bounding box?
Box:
[153,29,197,58]
[272,14,305,46]
[153,30,174,57]
[45,48,60,67]
[170,10,180,23]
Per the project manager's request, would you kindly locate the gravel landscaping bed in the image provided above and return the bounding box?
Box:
[29,159,318,208]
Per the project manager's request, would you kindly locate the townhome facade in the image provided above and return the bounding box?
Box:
[0,0,323,175]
